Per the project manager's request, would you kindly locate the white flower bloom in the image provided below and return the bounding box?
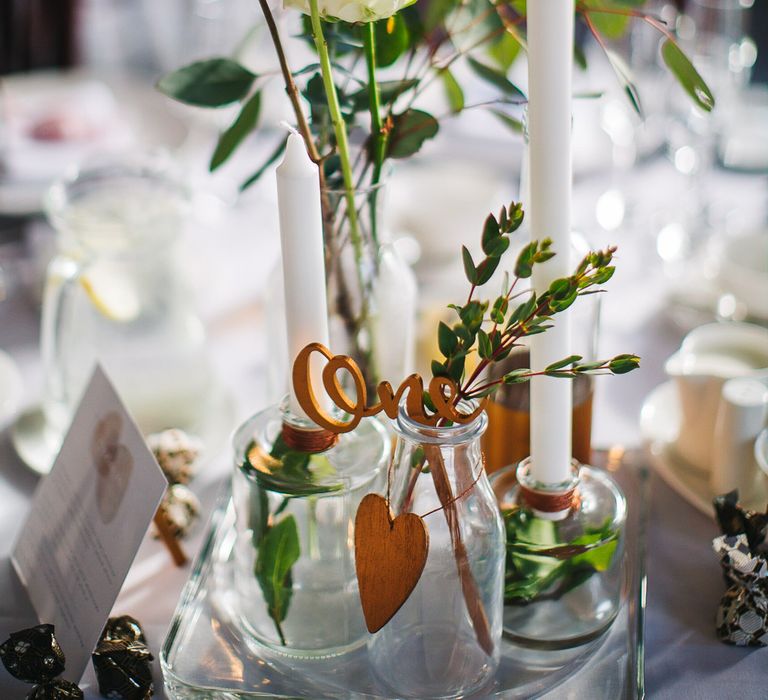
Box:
[284,0,415,23]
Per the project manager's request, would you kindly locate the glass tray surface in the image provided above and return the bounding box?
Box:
[161,454,647,699]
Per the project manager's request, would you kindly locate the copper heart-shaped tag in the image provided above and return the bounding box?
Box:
[354,493,429,633]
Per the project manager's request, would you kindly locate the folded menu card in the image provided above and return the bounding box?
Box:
[11,366,168,681]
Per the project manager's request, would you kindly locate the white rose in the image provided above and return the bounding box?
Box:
[285,0,416,23]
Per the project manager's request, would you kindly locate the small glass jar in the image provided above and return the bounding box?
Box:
[231,400,389,658]
[368,403,505,699]
[495,459,626,648]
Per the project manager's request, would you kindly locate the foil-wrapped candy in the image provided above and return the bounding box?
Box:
[713,534,768,646]
[101,616,146,645]
[0,624,66,684]
[26,679,84,700]
[714,490,768,556]
[147,429,202,485]
[92,640,154,700]
[155,484,200,540]
[93,615,153,700]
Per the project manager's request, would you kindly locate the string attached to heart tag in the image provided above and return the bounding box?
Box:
[355,451,485,634]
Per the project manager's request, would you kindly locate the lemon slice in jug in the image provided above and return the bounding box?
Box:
[80,263,141,323]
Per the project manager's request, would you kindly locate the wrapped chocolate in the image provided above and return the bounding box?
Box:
[713,534,768,646]
[92,639,154,700]
[0,624,66,683]
[147,429,202,485]
[155,484,200,540]
[26,679,84,700]
[714,490,768,555]
[101,616,146,645]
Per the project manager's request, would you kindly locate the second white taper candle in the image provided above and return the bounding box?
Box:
[527,0,575,485]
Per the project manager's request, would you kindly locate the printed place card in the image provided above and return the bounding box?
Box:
[11,366,168,681]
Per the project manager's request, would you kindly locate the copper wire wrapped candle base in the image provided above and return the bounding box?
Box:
[516,458,581,520]
[281,421,339,453]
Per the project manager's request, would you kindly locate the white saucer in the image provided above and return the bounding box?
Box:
[640,381,768,516]
[0,351,24,430]
[11,382,236,476]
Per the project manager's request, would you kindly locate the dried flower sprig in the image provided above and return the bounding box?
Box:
[429,201,639,411]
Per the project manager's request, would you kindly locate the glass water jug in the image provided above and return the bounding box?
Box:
[41,155,212,449]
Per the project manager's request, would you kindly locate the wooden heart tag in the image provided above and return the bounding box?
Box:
[354,493,429,633]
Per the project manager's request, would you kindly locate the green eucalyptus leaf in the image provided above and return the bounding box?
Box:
[609,354,641,374]
[605,49,643,116]
[514,241,537,278]
[481,214,500,254]
[508,293,537,326]
[544,369,577,379]
[546,355,583,372]
[375,15,410,67]
[462,246,478,284]
[591,266,616,285]
[441,68,465,114]
[432,359,449,378]
[471,385,502,399]
[255,515,300,643]
[475,254,501,285]
[210,91,261,171]
[489,31,522,71]
[478,329,493,360]
[503,369,532,384]
[549,292,578,312]
[240,136,288,191]
[574,360,607,372]
[574,43,588,71]
[438,321,458,356]
[387,109,439,158]
[158,58,256,107]
[490,109,525,135]
[661,38,715,112]
[447,354,466,382]
[583,2,632,39]
[467,57,526,100]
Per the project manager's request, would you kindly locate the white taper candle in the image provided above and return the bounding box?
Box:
[276,132,330,419]
[527,0,575,484]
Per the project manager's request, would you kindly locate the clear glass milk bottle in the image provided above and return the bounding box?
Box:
[231,400,389,658]
[368,403,505,699]
[41,155,212,450]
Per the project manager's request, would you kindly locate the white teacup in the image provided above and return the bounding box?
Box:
[665,322,768,472]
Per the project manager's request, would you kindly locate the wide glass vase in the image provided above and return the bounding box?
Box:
[368,404,505,699]
[494,459,626,648]
[231,401,389,658]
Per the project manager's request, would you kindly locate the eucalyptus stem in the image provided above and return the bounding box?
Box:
[363,21,386,245]
[363,22,387,177]
[308,0,367,302]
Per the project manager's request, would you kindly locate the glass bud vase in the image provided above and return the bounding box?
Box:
[368,404,505,699]
[495,459,626,648]
[231,400,389,658]
[266,177,418,404]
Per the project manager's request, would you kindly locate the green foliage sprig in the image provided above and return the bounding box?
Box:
[430,201,640,408]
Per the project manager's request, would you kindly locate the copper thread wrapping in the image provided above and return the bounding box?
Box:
[281,422,339,453]
[519,483,579,513]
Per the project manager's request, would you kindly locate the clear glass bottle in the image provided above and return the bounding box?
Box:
[231,400,389,658]
[368,403,505,699]
[494,458,626,648]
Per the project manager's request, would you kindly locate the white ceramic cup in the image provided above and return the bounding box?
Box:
[665,322,768,472]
